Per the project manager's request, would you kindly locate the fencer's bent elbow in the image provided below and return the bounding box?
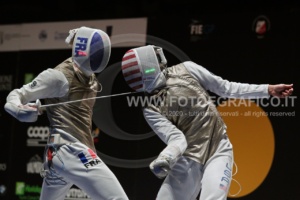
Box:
[4,102,18,119]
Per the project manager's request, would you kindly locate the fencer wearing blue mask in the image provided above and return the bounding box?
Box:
[5,26,129,200]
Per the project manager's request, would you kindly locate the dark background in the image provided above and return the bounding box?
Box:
[0,1,299,200]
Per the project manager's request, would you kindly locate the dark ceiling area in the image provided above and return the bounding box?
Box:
[0,0,299,24]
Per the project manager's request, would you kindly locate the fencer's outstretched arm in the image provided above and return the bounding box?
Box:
[184,61,293,98]
[4,69,69,122]
[183,61,271,99]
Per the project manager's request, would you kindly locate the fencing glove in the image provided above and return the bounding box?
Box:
[4,99,41,122]
[149,144,183,179]
[150,154,175,179]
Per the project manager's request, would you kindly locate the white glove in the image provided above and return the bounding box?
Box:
[4,100,40,122]
[149,155,172,179]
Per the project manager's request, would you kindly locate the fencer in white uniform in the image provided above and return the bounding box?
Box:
[121,45,293,200]
[5,27,129,200]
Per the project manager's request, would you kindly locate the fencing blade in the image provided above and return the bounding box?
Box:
[38,91,140,110]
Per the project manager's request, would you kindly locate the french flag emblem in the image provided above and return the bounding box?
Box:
[78,149,97,164]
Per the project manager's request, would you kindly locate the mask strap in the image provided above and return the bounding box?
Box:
[156,48,167,66]
[65,28,79,45]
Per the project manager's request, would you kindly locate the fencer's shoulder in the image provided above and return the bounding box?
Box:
[36,68,68,85]
[181,61,202,72]
[38,68,57,76]
[182,61,201,68]
[40,68,65,76]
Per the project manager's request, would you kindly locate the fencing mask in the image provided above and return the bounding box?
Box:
[66,26,111,76]
[121,45,167,93]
